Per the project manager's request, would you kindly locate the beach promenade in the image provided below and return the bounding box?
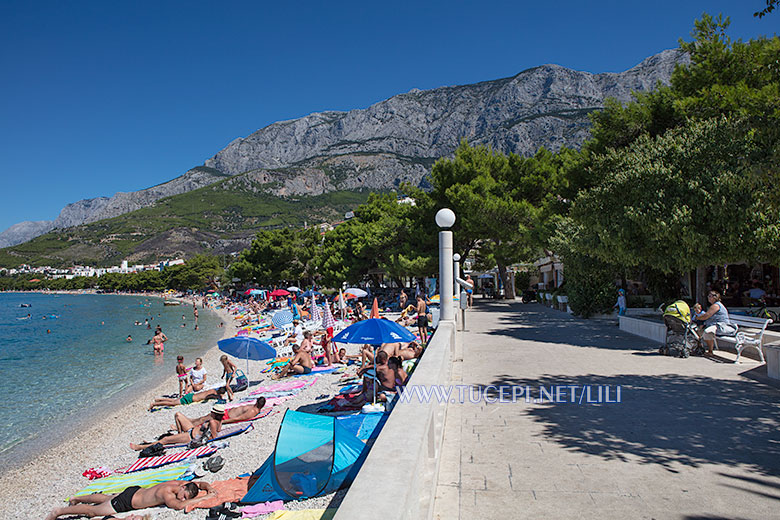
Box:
[433,301,780,520]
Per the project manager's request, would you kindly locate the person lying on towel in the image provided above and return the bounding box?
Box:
[172,397,267,432]
[148,387,226,411]
[130,404,225,451]
[45,480,216,520]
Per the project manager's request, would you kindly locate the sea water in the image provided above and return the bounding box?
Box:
[0,292,223,466]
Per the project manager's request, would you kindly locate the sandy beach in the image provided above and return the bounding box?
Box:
[0,298,353,520]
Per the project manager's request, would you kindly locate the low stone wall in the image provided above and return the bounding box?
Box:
[619,315,666,344]
[333,321,455,520]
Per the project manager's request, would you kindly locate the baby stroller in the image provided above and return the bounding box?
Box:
[660,300,703,358]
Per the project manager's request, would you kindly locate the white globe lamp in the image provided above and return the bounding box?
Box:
[435,208,456,229]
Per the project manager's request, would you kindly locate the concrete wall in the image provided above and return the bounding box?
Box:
[619,315,666,344]
[333,320,455,520]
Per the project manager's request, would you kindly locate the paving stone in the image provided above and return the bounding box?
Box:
[432,301,780,519]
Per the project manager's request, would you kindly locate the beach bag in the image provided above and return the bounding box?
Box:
[716,322,738,336]
[138,442,165,459]
[233,370,248,391]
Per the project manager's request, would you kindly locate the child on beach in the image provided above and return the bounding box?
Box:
[220,354,238,401]
[176,356,188,397]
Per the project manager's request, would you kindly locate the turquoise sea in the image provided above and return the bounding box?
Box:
[0,292,223,467]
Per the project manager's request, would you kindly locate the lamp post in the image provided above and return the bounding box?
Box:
[453,253,461,300]
[436,208,456,322]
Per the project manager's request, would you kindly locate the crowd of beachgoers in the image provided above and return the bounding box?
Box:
[0,288,430,520]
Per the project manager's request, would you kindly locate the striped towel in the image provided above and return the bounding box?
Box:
[70,464,190,498]
[119,445,217,474]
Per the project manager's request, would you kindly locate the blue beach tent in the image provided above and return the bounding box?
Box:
[242,410,384,503]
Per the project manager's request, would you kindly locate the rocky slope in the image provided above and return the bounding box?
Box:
[0,167,231,247]
[0,49,687,250]
[205,49,686,179]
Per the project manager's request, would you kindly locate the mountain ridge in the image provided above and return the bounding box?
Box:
[0,48,688,256]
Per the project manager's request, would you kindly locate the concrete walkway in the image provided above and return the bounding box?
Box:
[433,301,780,520]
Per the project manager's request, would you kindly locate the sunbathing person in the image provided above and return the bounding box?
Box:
[173,397,267,432]
[148,387,225,411]
[272,344,313,379]
[45,480,216,520]
[396,341,424,360]
[131,404,225,451]
[387,356,408,388]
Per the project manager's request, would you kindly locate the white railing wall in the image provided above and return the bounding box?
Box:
[333,320,455,520]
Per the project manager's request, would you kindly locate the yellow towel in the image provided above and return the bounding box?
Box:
[266,509,337,520]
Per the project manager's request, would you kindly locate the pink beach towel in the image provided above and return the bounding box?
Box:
[248,377,317,396]
[242,500,285,518]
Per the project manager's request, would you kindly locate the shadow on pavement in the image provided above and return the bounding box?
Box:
[480,301,658,351]
[481,372,780,476]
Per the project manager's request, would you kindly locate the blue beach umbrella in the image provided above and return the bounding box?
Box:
[271,310,294,329]
[300,290,322,298]
[332,319,415,407]
[332,318,416,345]
[218,336,277,375]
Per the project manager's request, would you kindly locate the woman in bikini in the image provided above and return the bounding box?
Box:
[131,404,225,451]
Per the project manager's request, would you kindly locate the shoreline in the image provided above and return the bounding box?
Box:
[0,293,223,471]
[0,297,239,519]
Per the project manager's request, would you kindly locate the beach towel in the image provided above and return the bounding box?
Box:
[241,500,285,518]
[226,396,291,411]
[165,423,254,449]
[184,476,251,512]
[248,378,316,396]
[292,366,339,377]
[266,509,337,520]
[70,463,191,498]
[118,445,218,474]
[338,384,362,395]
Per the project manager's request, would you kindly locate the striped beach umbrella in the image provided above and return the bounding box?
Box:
[271,310,294,328]
[322,300,337,331]
[310,298,322,321]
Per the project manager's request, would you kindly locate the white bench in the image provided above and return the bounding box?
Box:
[714,315,773,363]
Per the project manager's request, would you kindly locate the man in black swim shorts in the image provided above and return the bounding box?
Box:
[45,480,216,520]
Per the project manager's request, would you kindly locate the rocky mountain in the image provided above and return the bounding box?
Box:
[0,167,232,247]
[205,49,687,181]
[0,48,687,254]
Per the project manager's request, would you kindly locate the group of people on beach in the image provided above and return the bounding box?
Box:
[45,289,430,519]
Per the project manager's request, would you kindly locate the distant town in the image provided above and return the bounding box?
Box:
[1,259,186,279]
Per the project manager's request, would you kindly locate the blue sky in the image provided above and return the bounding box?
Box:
[0,1,774,231]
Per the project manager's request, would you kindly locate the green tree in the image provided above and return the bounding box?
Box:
[573,116,779,277]
[165,255,223,291]
[411,141,567,298]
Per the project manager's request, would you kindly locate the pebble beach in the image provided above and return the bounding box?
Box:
[0,299,359,520]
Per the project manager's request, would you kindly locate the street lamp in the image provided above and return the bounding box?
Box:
[453,253,461,300]
[436,208,455,322]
